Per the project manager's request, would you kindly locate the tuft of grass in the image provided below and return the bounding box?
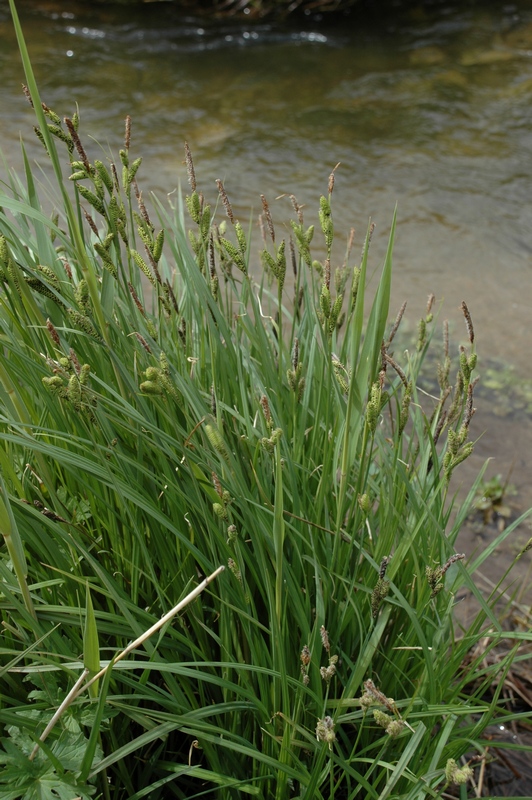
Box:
[1,3,531,798]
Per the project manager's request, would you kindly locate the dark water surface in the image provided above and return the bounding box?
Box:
[1,0,532,543]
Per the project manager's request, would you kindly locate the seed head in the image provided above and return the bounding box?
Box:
[46,319,61,346]
[316,716,335,746]
[216,179,234,224]
[460,300,474,344]
[184,142,196,191]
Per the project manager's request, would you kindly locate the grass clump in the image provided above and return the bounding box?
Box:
[1,3,532,798]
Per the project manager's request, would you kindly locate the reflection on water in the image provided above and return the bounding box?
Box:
[1,0,532,513]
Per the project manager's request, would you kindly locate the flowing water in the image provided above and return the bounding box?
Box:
[1,0,532,560]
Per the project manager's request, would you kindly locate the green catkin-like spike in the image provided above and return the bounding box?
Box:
[437,356,451,391]
[445,759,473,786]
[220,238,247,273]
[312,259,324,278]
[67,309,102,341]
[213,502,227,520]
[287,368,297,392]
[228,559,243,587]
[371,577,390,618]
[447,371,464,424]
[33,126,48,154]
[386,719,404,738]
[107,196,121,228]
[140,380,163,395]
[71,111,80,131]
[146,319,157,339]
[261,249,276,277]
[205,422,229,462]
[0,235,9,267]
[36,265,61,290]
[93,172,105,200]
[271,428,283,445]
[69,171,88,182]
[188,229,201,256]
[130,249,156,287]
[200,206,212,239]
[448,442,474,471]
[417,318,427,351]
[358,493,371,513]
[235,221,247,254]
[459,348,470,380]
[373,709,392,729]
[332,357,349,394]
[210,275,219,300]
[261,437,275,455]
[319,195,331,229]
[351,266,361,309]
[329,293,344,332]
[94,242,110,260]
[76,184,106,216]
[94,243,117,278]
[159,352,169,375]
[70,160,87,171]
[319,195,333,251]
[79,364,91,385]
[67,374,82,409]
[119,149,129,168]
[137,225,153,252]
[276,240,286,289]
[398,383,412,436]
[426,566,444,598]
[7,260,22,294]
[102,232,115,250]
[153,229,165,263]
[468,353,477,372]
[366,383,381,434]
[117,222,129,249]
[320,285,331,319]
[315,716,336,746]
[47,123,74,151]
[25,278,57,303]
[290,221,312,266]
[159,373,180,403]
[42,376,67,396]
[335,266,348,294]
[444,760,457,783]
[186,192,202,225]
[447,429,460,456]
[94,160,114,193]
[42,104,62,126]
[75,279,90,311]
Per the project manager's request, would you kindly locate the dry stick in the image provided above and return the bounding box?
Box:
[29,565,225,761]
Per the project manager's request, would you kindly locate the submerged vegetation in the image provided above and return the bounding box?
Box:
[1,1,532,797]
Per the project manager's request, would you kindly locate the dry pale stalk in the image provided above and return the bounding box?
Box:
[29,565,225,761]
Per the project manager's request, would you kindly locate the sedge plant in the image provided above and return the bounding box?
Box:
[1,3,532,798]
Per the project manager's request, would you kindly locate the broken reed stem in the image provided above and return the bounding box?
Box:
[29,565,225,761]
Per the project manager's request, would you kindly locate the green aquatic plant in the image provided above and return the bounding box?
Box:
[1,2,532,798]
